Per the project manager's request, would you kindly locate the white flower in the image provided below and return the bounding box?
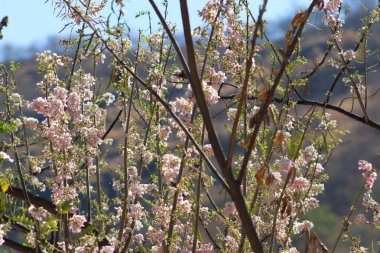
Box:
[0,151,13,163]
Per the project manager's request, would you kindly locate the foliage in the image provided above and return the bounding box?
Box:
[0,0,379,252]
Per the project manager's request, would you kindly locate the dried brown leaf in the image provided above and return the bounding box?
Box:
[265,173,275,186]
[255,165,267,186]
[241,132,253,151]
[274,131,285,145]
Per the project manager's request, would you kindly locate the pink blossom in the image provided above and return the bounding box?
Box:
[30,97,48,115]
[202,81,219,105]
[81,127,103,147]
[0,224,6,245]
[199,207,210,221]
[67,92,81,114]
[278,157,294,174]
[82,73,96,88]
[362,191,379,211]
[280,248,299,253]
[147,226,165,243]
[198,0,219,23]
[324,14,344,27]
[225,201,236,216]
[296,220,314,232]
[355,214,367,224]
[74,246,87,253]
[178,199,192,214]
[203,144,213,156]
[36,50,64,67]
[129,203,143,220]
[363,171,377,190]
[303,145,317,163]
[169,97,193,126]
[24,117,39,130]
[161,154,181,184]
[290,177,310,193]
[100,246,115,253]
[28,205,49,221]
[69,214,86,233]
[134,233,144,245]
[342,49,356,61]
[51,184,78,206]
[314,163,324,174]
[324,0,342,11]
[48,98,65,117]
[160,126,171,140]
[206,68,226,84]
[358,160,372,171]
[198,243,213,253]
[224,235,239,251]
[52,86,68,101]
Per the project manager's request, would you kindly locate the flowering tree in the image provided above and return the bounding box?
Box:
[0,0,379,252]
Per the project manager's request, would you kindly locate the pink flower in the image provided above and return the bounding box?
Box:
[358,160,377,189]
[0,224,6,245]
[342,49,356,62]
[355,214,367,224]
[224,235,239,251]
[358,160,372,171]
[169,97,193,126]
[225,201,236,216]
[30,97,48,115]
[278,157,294,174]
[198,0,219,23]
[147,226,164,243]
[52,86,68,101]
[296,220,314,232]
[69,214,86,233]
[314,163,324,174]
[290,177,310,193]
[202,81,219,105]
[28,205,49,221]
[324,0,342,11]
[161,154,181,184]
[206,68,226,84]
[178,199,192,214]
[198,243,213,253]
[100,246,115,253]
[134,233,144,245]
[303,145,317,163]
[363,171,377,190]
[24,117,39,130]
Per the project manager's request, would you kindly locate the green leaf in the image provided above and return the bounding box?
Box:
[0,175,9,193]
[289,129,297,160]
[59,200,73,214]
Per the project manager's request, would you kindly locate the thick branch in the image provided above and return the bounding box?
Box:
[221,94,380,130]
[179,0,227,169]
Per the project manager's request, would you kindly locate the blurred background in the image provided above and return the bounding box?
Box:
[1,0,380,252]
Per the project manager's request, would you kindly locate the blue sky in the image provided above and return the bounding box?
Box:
[0,1,308,45]
[0,0,368,60]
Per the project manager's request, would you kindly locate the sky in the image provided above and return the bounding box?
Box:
[0,0,368,60]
